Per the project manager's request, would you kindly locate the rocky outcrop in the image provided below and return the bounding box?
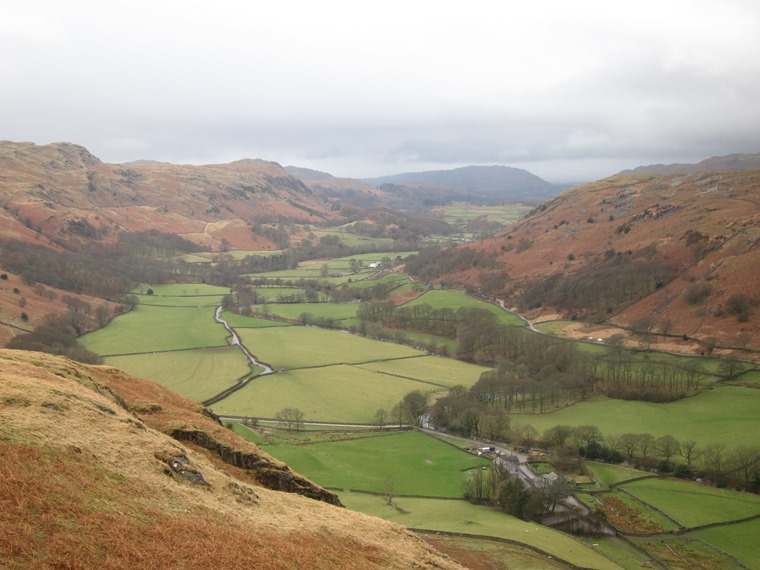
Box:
[167,427,342,506]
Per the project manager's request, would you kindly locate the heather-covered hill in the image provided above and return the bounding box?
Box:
[0,349,461,570]
[0,141,335,251]
[408,168,760,351]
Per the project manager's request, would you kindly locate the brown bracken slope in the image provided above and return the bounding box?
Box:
[442,168,760,351]
[0,349,462,570]
[0,141,336,251]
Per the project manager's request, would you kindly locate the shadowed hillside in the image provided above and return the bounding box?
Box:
[0,349,462,570]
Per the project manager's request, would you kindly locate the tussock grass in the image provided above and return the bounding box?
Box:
[0,349,464,570]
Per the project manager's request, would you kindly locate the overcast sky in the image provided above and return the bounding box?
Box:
[2,1,759,182]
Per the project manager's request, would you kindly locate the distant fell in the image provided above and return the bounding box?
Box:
[0,140,335,251]
[363,165,565,204]
[407,167,760,352]
[619,152,760,175]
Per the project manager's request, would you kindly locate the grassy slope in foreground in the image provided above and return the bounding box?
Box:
[0,349,460,570]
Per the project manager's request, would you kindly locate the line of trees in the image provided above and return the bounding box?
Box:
[525,423,760,492]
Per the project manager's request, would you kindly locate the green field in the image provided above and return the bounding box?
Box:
[355,355,490,389]
[106,346,251,401]
[402,290,524,326]
[263,430,490,497]
[212,364,433,422]
[219,312,292,329]
[577,490,675,533]
[250,287,307,301]
[435,204,532,223]
[340,494,621,570]
[132,283,231,296]
[621,478,760,527]
[344,272,412,289]
[397,330,457,352]
[234,326,424,369]
[254,302,359,322]
[511,386,760,447]
[693,517,760,568]
[81,305,227,355]
[134,294,224,307]
[584,463,653,488]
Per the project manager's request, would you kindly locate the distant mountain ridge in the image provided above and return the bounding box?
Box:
[363,165,567,204]
[619,152,760,175]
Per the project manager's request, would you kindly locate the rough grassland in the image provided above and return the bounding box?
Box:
[81,305,227,355]
[340,494,622,570]
[355,356,491,389]
[402,290,523,326]
[105,346,250,402]
[0,349,461,570]
[235,326,424,369]
[621,478,760,527]
[212,364,432,423]
[511,386,760,447]
[264,430,490,497]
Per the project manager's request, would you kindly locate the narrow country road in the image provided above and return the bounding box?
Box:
[496,298,540,333]
[214,306,273,375]
[201,307,274,406]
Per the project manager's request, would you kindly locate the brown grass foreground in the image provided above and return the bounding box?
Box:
[0,349,462,569]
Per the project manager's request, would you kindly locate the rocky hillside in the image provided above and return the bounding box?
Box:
[0,141,336,251]
[0,349,461,569]
[412,167,760,351]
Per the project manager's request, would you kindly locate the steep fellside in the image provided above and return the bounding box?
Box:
[417,170,760,351]
[0,349,462,570]
[0,141,335,251]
